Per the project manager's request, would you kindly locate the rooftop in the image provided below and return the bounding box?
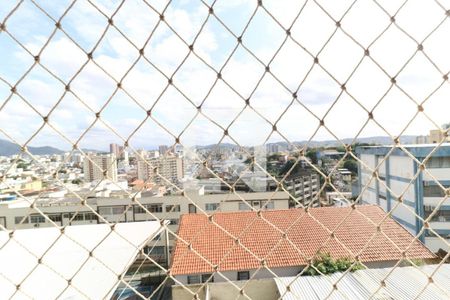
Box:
[356,143,450,157]
[275,264,450,300]
[0,221,164,298]
[171,205,435,276]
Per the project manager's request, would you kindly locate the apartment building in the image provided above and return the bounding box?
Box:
[158,145,169,155]
[110,143,124,158]
[356,144,450,252]
[83,153,118,182]
[429,126,450,144]
[416,124,450,144]
[137,154,184,185]
[283,171,320,206]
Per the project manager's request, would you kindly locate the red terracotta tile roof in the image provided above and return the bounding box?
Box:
[170,205,435,276]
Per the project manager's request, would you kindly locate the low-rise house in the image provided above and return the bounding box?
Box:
[170,205,435,285]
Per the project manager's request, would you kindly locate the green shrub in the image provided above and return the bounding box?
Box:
[302,252,365,276]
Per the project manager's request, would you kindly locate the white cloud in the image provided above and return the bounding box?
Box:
[1,0,450,151]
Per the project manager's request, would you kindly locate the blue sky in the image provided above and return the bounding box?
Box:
[0,0,449,151]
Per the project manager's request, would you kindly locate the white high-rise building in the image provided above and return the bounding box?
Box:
[120,150,129,167]
[83,153,118,182]
[137,155,183,185]
[357,143,450,252]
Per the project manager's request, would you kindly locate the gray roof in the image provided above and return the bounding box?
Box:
[275,264,450,300]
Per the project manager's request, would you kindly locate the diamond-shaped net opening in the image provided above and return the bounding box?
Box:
[1,0,450,299]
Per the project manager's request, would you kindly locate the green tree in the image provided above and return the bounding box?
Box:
[16,162,29,169]
[303,252,364,276]
[306,150,318,165]
[343,159,358,174]
[71,179,82,185]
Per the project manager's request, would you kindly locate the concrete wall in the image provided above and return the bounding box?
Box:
[388,156,414,179]
[174,266,301,285]
[425,237,450,253]
[172,279,279,300]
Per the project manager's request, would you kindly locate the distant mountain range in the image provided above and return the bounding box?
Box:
[292,135,419,148]
[0,139,102,157]
[198,136,419,150]
[0,139,64,156]
[0,136,420,156]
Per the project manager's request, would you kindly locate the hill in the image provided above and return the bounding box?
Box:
[0,139,64,156]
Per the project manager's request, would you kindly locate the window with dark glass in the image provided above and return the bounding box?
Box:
[424,207,450,222]
[15,216,29,224]
[205,203,219,211]
[188,204,197,214]
[237,271,249,281]
[149,204,163,213]
[166,205,180,212]
[187,275,200,284]
[423,184,448,198]
[30,215,45,223]
[48,214,62,222]
[201,274,213,283]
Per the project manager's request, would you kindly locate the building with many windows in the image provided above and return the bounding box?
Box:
[356,144,450,252]
[0,191,290,262]
[137,154,184,185]
[283,171,320,206]
[82,153,118,182]
[109,143,124,158]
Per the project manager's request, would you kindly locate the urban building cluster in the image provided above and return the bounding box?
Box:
[1,134,449,299]
[415,123,450,144]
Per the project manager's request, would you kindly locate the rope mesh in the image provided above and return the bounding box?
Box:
[1,0,450,299]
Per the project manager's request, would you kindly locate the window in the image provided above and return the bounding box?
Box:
[169,219,179,225]
[423,185,448,198]
[188,204,197,214]
[134,205,146,214]
[205,203,219,211]
[149,204,163,213]
[113,207,125,214]
[166,205,180,212]
[149,246,165,255]
[70,213,84,221]
[98,206,122,215]
[30,215,45,223]
[187,275,200,284]
[85,213,98,221]
[48,214,62,222]
[424,207,450,222]
[15,216,29,224]
[134,204,163,214]
[201,274,213,283]
[237,271,250,281]
[426,157,450,168]
[98,207,110,215]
